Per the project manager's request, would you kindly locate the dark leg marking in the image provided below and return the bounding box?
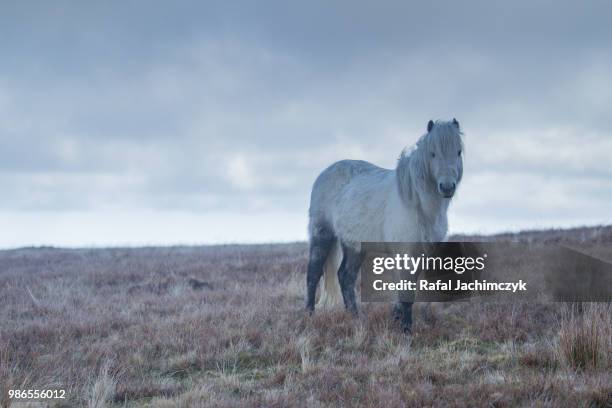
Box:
[337,243,364,315]
[305,226,335,313]
[393,302,413,334]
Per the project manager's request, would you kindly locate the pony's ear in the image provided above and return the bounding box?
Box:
[452,118,460,128]
[427,120,434,132]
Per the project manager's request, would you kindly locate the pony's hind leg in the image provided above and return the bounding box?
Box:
[338,243,364,315]
[306,227,335,313]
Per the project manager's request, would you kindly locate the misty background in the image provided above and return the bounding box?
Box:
[1,1,611,247]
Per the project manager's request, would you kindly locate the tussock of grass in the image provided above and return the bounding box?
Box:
[559,303,611,370]
[88,361,116,408]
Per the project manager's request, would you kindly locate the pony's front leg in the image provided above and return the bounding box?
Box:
[393,302,413,334]
[337,243,363,315]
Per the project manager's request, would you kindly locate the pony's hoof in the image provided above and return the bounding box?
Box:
[402,326,412,335]
[348,308,360,318]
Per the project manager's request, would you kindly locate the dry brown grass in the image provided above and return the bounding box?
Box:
[0,227,611,407]
[559,303,612,370]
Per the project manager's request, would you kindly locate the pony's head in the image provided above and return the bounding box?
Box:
[422,119,463,198]
[397,119,464,203]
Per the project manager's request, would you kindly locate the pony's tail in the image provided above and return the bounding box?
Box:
[316,240,343,308]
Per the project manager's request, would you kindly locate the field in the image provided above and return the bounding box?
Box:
[1,226,611,407]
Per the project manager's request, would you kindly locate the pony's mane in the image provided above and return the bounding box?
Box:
[396,120,463,207]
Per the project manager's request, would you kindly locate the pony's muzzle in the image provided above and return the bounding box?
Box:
[438,182,456,198]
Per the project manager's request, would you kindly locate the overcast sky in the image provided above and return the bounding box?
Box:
[1,1,611,247]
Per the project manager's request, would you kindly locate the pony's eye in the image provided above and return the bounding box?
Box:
[431,152,436,158]
[458,150,462,156]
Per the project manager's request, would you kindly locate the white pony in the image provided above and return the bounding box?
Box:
[305,119,464,332]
